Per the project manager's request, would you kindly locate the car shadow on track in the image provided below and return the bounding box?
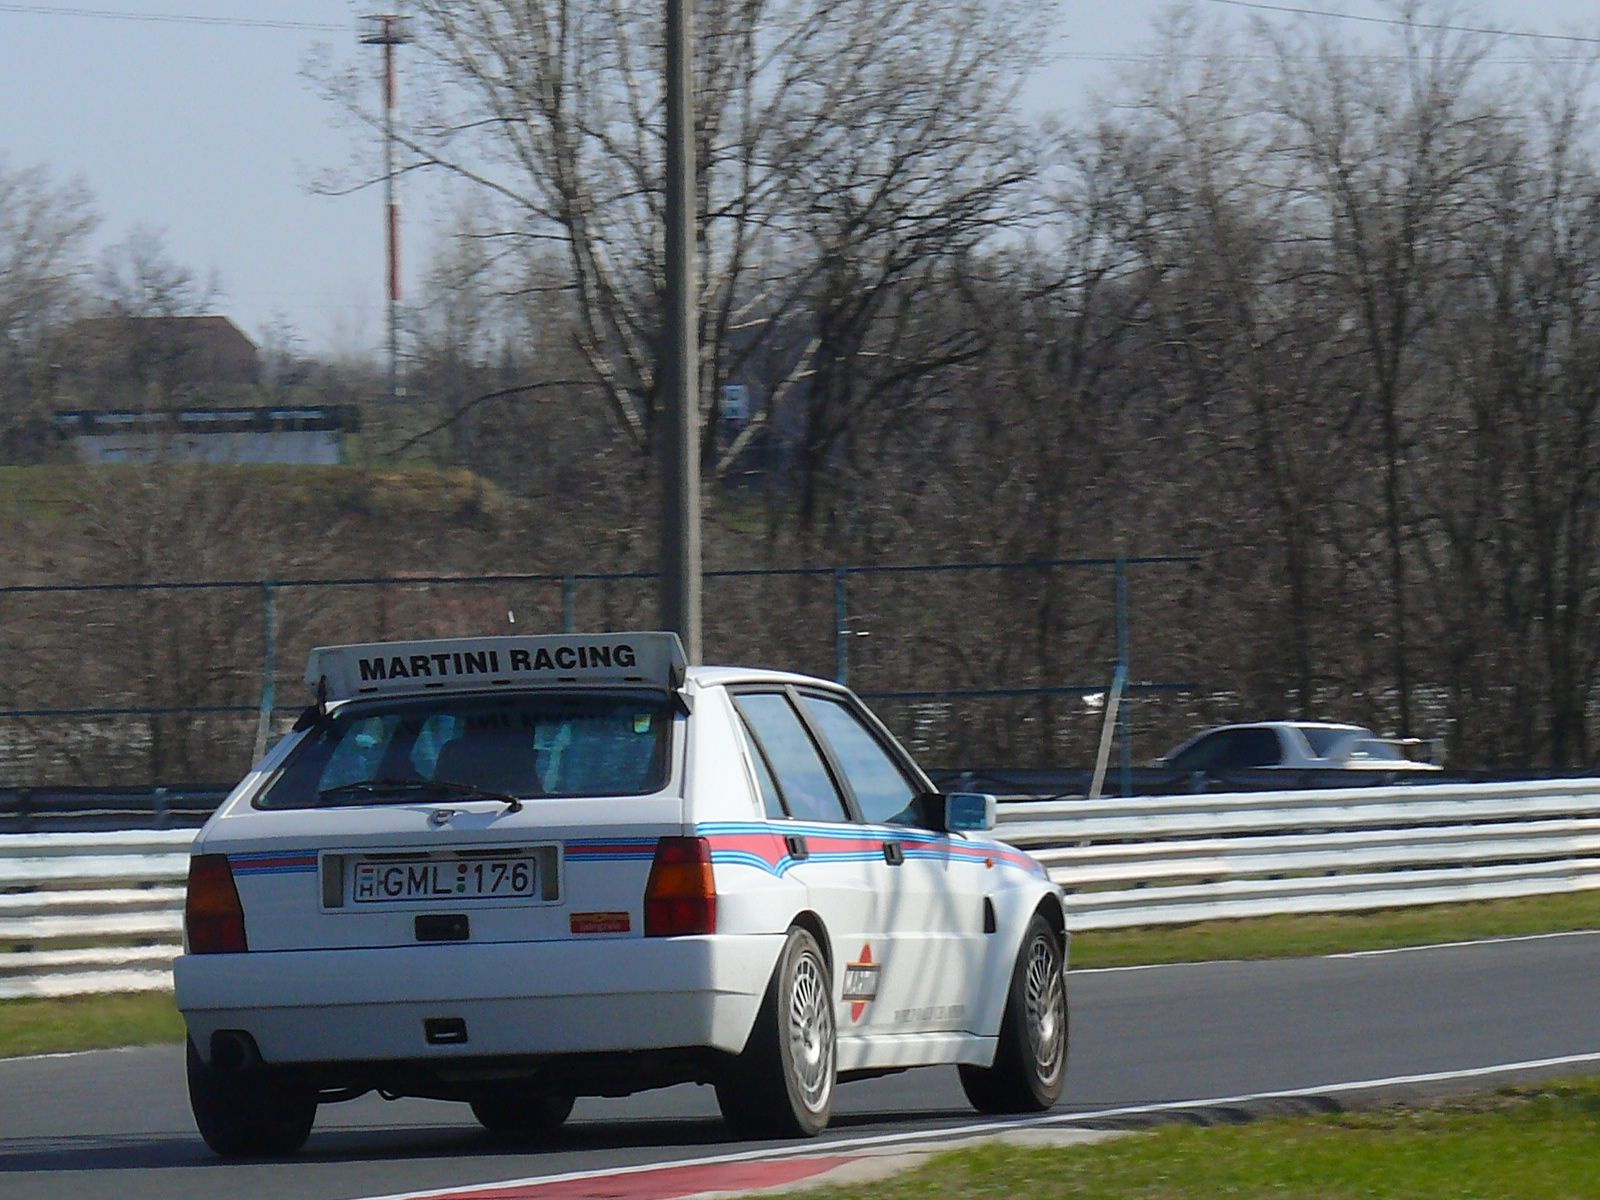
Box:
[287,1102,995,1161]
[0,1120,723,1176]
[0,1133,217,1173]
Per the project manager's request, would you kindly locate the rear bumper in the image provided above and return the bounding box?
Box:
[175,934,780,1067]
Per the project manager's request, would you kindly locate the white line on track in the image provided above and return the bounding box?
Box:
[1073,927,1600,974]
[4,1043,151,1065]
[1326,928,1600,958]
[350,1049,1600,1200]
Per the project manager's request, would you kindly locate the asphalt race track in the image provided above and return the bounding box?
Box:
[3,931,1598,1200]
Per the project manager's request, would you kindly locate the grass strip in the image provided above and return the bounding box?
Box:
[791,1079,1600,1200]
[0,992,184,1059]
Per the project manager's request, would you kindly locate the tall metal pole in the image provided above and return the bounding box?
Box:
[661,0,702,661]
[384,34,398,402]
[1115,556,1132,797]
[252,583,279,763]
[833,569,849,684]
[362,14,409,404]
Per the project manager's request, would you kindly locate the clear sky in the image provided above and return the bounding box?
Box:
[2,1,1598,359]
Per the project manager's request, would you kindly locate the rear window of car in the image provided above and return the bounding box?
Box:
[1344,737,1406,762]
[255,690,671,808]
[1302,726,1363,756]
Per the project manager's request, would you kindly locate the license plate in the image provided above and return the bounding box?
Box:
[350,856,537,904]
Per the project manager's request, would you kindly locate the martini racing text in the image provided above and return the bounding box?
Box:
[356,642,639,685]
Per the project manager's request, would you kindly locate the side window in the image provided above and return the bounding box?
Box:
[1168,732,1221,772]
[737,715,789,819]
[1215,728,1282,769]
[1300,727,1343,757]
[800,694,921,827]
[1172,729,1281,772]
[731,693,849,823]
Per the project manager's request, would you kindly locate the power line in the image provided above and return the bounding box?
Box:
[1056,49,1583,65]
[1200,0,1600,45]
[0,3,344,31]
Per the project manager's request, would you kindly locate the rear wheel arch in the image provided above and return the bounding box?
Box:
[729,910,833,1060]
[717,923,836,1138]
[788,910,832,974]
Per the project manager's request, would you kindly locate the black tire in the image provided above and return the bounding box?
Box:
[186,1039,317,1158]
[959,912,1068,1113]
[716,926,836,1138]
[469,1088,575,1142]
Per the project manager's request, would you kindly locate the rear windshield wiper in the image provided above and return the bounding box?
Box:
[430,777,526,814]
[317,777,525,813]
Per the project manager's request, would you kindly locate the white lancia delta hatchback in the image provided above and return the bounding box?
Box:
[174,632,1068,1156]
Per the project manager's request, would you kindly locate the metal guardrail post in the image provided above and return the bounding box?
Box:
[252,582,279,764]
[834,569,849,685]
[1115,556,1132,797]
[1089,665,1127,802]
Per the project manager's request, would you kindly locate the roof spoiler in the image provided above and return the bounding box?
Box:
[306,632,689,703]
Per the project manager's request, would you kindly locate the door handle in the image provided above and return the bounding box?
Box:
[882,840,905,866]
[784,834,810,860]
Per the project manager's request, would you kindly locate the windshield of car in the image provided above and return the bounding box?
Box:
[255,690,671,808]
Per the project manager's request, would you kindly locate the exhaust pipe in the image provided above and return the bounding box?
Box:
[209,1030,263,1074]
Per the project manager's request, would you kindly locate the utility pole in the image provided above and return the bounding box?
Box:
[361,13,411,405]
[661,0,702,661]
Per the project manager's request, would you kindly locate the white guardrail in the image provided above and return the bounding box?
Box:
[0,830,191,1000]
[4,779,1600,999]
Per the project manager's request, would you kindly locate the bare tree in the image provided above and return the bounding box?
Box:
[0,156,98,461]
[1424,66,1600,765]
[315,0,1053,506]
[1108,18,1369,718]
[1260,10,1505,736]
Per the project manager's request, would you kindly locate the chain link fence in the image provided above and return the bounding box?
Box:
[0,556,1200,787]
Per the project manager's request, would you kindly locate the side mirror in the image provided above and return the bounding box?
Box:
[943,791,996,832]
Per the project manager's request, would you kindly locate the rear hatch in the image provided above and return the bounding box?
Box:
[195,659,686,951]
[203,796,684,950]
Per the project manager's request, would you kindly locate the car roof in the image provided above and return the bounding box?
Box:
[686,665,845,692]
[1205,721,1370,734]
[317,663,845,710]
